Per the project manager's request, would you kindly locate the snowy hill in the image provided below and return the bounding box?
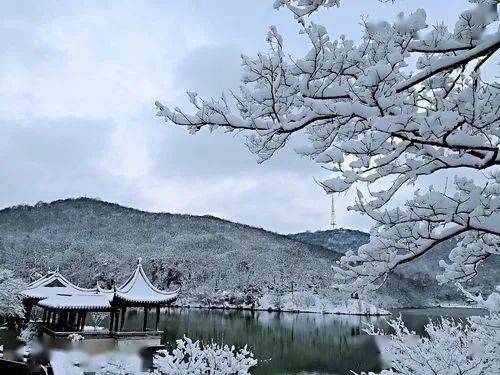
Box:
[0,198,495,309]
[0,198,344,310]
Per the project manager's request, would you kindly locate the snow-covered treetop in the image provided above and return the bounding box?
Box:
[156,1,499,292]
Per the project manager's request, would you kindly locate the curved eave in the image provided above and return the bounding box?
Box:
[38,303,112,311]
[117,264,174,295]
[25,273,53,289]
[113,293,178,305]
[56,273,98,292]
[21,293,46,301]
[22,272,97,296]
[96,284,114,294]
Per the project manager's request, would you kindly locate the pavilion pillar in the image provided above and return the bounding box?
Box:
[143,307,148,331]
[114,310,120,332]
[24,303,33,323]
[155,306,160,331]
[119,307,126,332]
[68,311,75,331]
[81,312,87,331]
[58,311,66,331]
[65,311,70,331]
[74,312,80,331]
[42,309,47,323]
[109,309,115,332]
[56,311,62,331]
[51,310,57,326]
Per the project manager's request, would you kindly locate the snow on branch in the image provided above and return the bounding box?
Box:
[396,33,500,92]
[156,1,499,291]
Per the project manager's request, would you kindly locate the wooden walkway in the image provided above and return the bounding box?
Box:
[41,325,163,339]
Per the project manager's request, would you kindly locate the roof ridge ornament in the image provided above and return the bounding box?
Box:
[137,257,142,266]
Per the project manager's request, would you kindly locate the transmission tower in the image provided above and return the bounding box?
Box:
[330,194,336,229]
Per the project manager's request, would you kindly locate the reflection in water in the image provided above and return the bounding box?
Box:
[160,309,384,374]
[0,308,485,375]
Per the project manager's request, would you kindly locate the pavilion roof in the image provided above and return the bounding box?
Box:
[38,292,112,311]
[22,259,179,310]
[22,269,97,300]
[104,258,179,304]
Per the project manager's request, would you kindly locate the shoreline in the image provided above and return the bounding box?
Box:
[167,303,483,316]
[168,303,392,316]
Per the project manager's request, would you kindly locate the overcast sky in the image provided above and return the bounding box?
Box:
[1,0,471,233]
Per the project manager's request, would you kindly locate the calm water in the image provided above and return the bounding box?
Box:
[0,307,485,374]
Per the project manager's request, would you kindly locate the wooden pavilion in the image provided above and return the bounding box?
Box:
[21,259,179,337]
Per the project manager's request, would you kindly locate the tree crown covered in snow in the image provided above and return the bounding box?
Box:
[156,0,500,292]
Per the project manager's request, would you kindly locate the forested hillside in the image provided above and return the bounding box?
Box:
[0,198,494,309]
[0,198,341,308]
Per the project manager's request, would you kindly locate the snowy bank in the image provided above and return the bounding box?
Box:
[177,291,390,316]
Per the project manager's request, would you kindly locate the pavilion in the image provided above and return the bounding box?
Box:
[21,259,179,337]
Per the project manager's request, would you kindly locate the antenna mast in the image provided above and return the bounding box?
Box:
[330,195,336,229]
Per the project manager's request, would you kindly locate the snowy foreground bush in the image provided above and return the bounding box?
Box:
[150,337,258,375]
[362,289,500,375]
[96,337,257,375]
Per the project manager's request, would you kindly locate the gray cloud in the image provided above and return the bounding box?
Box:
[0,0,471,233]
[0,118,141,208]
[173,44,242,95]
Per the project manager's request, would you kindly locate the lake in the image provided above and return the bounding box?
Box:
[0,307,485,374]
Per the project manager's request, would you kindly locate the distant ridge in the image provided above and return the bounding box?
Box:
[289,228,370,254]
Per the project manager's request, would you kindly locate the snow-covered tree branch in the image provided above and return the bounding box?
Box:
[156,1,499,292]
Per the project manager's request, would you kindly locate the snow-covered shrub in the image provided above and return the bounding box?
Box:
[68,333,84,343]
[216,290,250,307]
[226,291,249,307]
[19,322,37,345]
[0,268,26,322]
[190,288,259,308]
[270,292,284,310]
[188,285,217,307]
[96,359,137,375]
[242,285,261,307]
[292,291,317,309]
[91,312,107,330]
[151,336,258,374]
